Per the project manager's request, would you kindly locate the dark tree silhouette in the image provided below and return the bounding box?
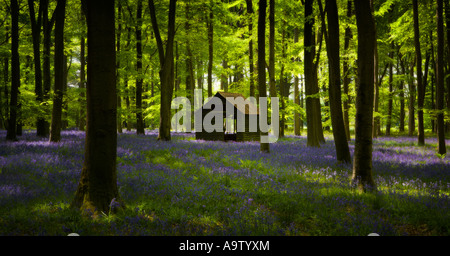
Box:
[6,0,20,141]
[72,0,122,215]
[351,0,377,192]
[258,0,269,153]
[325,0,351,163]
[49,0,67,143]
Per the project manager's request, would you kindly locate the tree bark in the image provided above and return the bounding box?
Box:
[326,0,351,163]
[49,0,67,143]
[343,0,352,141]
[258,0,269,153]
[246,0,255,98]
[149,0,177,141]
[28,0,47,137]
[386,43,394,136]
[268,0,276,98]
[294,27,301,136]
[42,0,53,137]
[412,0,425,145]
[304,0,320,147]
[436,0,446,155]
[71,0,121,215]
[6,0,20,141]
[207,0,214,98]
[352,0,376,192]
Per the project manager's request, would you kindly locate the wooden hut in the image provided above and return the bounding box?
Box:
[195,92,260,142]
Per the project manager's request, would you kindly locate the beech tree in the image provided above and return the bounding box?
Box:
[71,0,121,215]
[352,0,376,192]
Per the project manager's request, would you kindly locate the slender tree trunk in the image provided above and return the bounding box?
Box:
[6,0,20,141]
[72,0,121,215]
[294,27,301,136]
[436,0,446,155]
[258,0,269,153]
[246,0,255,98]
[135,0,145,135]
[42,0,52,136]
[117,2,123,134]
[279,19,286,138]
[326,0,351,163]
[28,0,47,137]
[408,57,416,137]
[268,0,276,98]
[413,0,425,145]
[352,0,376,192]
[304,0,320,147]
[207,0,214,98]
[371,0,379,138]
[343,0,352,141]
[149,0,177,141]
[49,0,67,143]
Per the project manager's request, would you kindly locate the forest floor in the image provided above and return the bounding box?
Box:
[0,129,449,236]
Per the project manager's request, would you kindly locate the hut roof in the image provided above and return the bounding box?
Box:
[200,91,259,115]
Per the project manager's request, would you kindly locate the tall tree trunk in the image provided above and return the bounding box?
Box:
[149,0,177,141]
[258,0,269,153]
[352,0,376,192]
[436,0,446,155]
[279,19,286,138]
[207,0,214,98]
[343,0,352,141]
[72,0,121,215]
[6,0,20,141]
[135,0,145,135]
[117,2,123,134]
[413,0,425,145]
[445,0,450,133]
[42,0,53,137]
[326,0,351,163]
[371,0,379,138]
[294,27,301,136]
[49,0,67,143]
[268,0,276,98]
[408,57,416,137]
[304,0,320,147]
[28,0,47,137]
[246,0,255,98]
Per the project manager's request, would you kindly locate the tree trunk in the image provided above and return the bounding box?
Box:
[258,0,269,153]
[207,0,214,98]
[135,0,145,135]
[326,0,351,163]
[371,0,379,139]
[304,0,320,147]
[268,0,276,98]
[42,0,52,137]
[49,0,66,143]
[436,0,446,155]
[408,57,416,137]
[279,19,286,138]
[294,27,301,136]
[6,0,20,141]
[412,0,425,145]
[352,0,376,192]
[117,2,123,134]
[246,0,255,98]
[28,0,47,137]
[343,0,352,141]
[149,0,177,141]
[71,0,121,215]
